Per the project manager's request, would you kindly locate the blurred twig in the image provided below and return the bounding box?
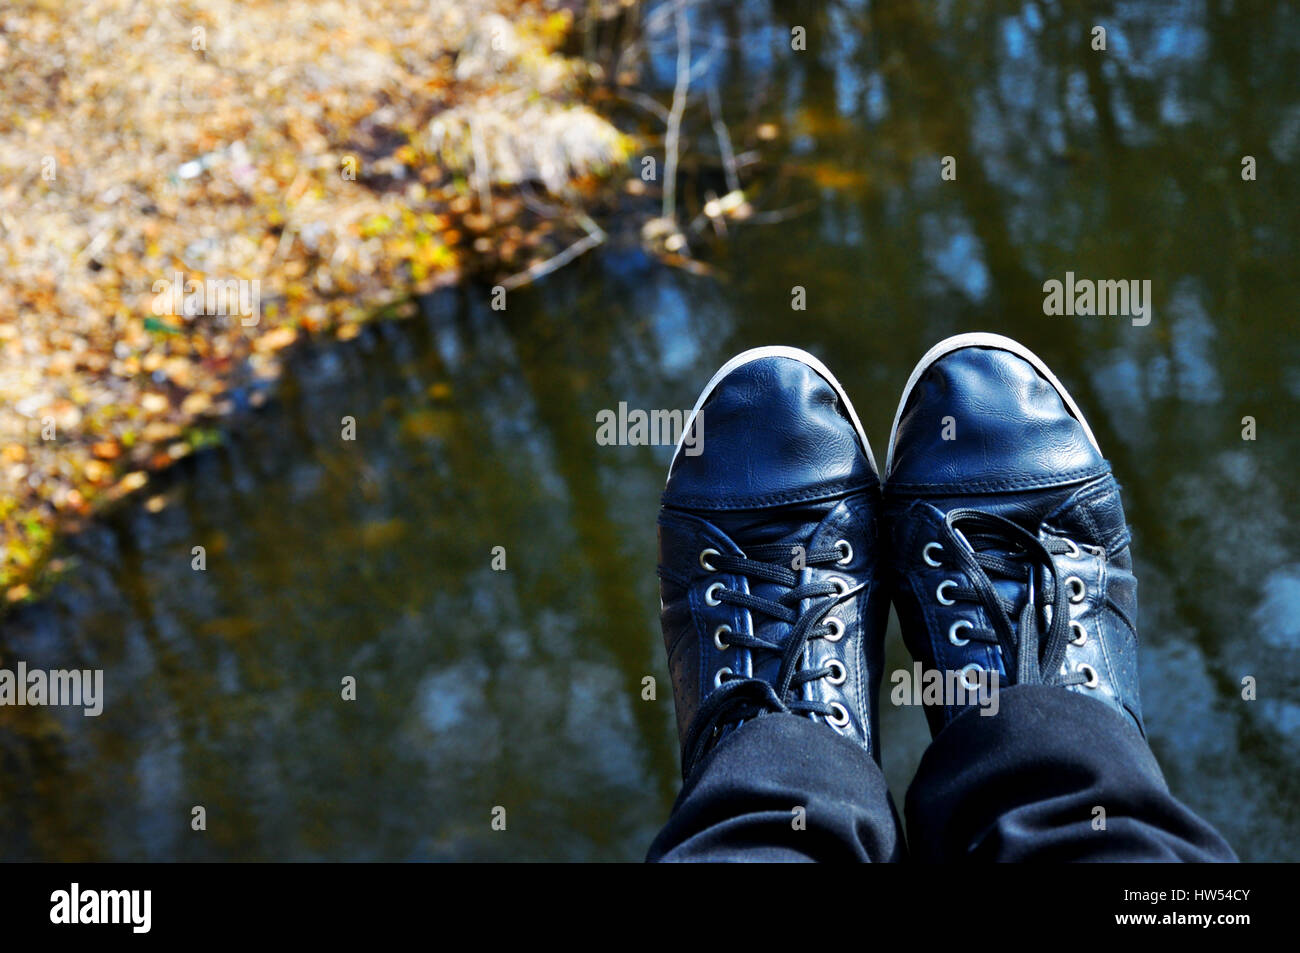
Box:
[500,214,606,290]
[617,89,670,123]
[707,83,740,196]
[661,0,690,222]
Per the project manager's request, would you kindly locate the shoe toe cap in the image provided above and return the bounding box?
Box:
[888,344,1105,491]
[665,353,876,509]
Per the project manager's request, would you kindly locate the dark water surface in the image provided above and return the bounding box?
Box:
[3,1,1298,860]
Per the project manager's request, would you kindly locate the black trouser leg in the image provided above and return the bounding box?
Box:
[647,713,905,862]
[905,684,1238,862]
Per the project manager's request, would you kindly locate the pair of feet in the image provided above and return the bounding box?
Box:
[658,333,1142,778]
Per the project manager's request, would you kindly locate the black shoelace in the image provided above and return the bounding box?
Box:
[930,508,1089,688]
[680,543,861,778]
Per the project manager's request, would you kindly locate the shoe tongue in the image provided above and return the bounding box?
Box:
[957,536,1051,677]
[986,554,1038,627]
[705,501,841,703]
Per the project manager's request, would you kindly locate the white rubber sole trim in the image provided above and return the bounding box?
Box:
[883,332,1102,480]
[668,345,879,482]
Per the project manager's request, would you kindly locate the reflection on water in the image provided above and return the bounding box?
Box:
[2,0,1298,860]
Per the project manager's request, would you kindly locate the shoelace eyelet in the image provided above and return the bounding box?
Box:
[948,619,973,646]
[959,663,985,690]
[827,575,850,596]
[1062,538,1081,558]
[825,659,847,686]
[713,624,732,650]
[834,539,853,565]
[936,580,958,605]
[1065,576,1087,603]
[705,582,725,606]
[713,666,733,689]
[922,542,944,567]
[826,701,850,727]
[822,616,845,642]
[699,548,720,572]
[1075,662,1099,688]
[1069,621,1088,646]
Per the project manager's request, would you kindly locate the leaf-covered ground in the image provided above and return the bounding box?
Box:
[0,0,630,601]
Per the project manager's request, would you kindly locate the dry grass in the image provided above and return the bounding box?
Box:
[0,0,629,599]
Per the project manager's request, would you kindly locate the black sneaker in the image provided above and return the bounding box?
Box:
[658,347,890,779]
[883,333,1143,736]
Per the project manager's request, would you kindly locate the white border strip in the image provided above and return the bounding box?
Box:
[883,332,1101,479]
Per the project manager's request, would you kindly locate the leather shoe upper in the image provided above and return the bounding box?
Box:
[659,350,889,778]
[883,336,1143,737]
